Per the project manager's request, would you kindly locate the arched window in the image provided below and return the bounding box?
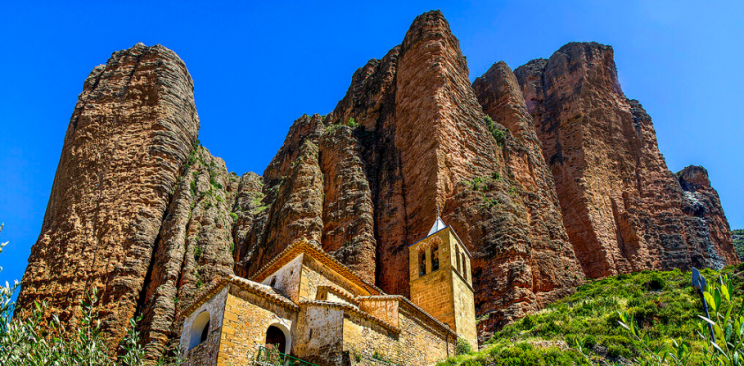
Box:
[266,324,291,354]
[419,250,427,277]
[456,246,461,274]
[431,245,439,271]
[189,311,211,350]
[461,253,467,277]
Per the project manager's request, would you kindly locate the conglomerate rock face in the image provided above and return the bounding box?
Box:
[513,42,738,278]
[137,145,237,360]
[17,43,205,351]
[470,61,584,337]
[17,11,737,359]
[234,11,585,340]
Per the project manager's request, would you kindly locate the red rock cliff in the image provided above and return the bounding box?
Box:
[234,11,585,341]
[17,43,207,350]
[514,42,738,278]
[17,13,737,359]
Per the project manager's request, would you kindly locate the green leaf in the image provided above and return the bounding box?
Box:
[727,323,734,342]
[705,291,718,313]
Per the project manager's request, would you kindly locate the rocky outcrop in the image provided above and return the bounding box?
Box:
[514,42,738,278]
[233,11,585,339]
[17,43,201,349]
[470,61,584,338]
[138,145,237,360]
[18,11,737,358]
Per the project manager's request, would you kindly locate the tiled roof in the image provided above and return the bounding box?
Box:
[177,275,299,319]
[250,239,383,296]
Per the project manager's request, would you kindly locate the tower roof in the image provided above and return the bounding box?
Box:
[428,217,447,236]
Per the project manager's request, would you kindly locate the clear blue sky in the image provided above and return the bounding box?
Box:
[1,1,742,289]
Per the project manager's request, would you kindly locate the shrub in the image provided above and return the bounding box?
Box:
[521,314,535,330]
[456,337,473,355]
[346,117,359,128]
[646,272,666,290]
[230,212,238,221]
[582,334,597,348]
[491,129,505,145]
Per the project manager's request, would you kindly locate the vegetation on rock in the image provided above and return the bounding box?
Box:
[733,229,744,260]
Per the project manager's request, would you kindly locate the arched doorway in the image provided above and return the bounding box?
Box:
[265,324,289,354]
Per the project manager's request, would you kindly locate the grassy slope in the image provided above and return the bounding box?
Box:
[438,264,744,366]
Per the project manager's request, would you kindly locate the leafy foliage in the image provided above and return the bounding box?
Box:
[483,115,505,146]
[0,224,181,365]
[456,337,473,355]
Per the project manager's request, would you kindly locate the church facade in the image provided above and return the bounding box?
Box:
[178,219,476,366]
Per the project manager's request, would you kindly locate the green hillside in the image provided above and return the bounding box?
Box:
[439,264,744,366]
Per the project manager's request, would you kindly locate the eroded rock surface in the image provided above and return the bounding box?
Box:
[234,11,585,340]
[18,43,201,349]
[470,61,584,338]
[18,12,737,358]
[514,42,738,278]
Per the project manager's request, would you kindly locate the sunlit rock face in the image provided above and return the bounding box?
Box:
[17,11,737,359]
[235,11,584,342]
[514,42,738,279]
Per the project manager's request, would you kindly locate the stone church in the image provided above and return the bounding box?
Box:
[178,219,476,365]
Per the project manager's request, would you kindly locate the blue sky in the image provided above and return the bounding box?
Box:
[1,1,742,289]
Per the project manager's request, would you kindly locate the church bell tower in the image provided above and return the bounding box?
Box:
[409,218,477,349]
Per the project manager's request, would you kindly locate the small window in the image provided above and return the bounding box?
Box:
[270,277,277,287]
[419,250,427,277]
[461,253,467,277]
[189,311,211,350]
[431,245,439,271]
[456,246,461,274]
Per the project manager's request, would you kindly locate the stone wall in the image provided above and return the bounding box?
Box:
[410,269,456,329]
[358,298,399,328]
[180,287,228,366]
[300,259,364,301]
[343,305,455,366]
[261,254,303,302]
[294,304,345,366]
[452,271,477,348]
[217,286,297,365]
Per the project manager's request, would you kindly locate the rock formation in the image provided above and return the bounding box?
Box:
[513,42,738,278]
[234,11,585,341]
[17,43,207,352]
[16,11,737,360]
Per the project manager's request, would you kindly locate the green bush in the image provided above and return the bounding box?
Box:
[582,334,597,348]
[491,129,505,145]
[456,337,473,355]
[483,115,505,146]
[346,117,359,128]
[646,272,666,290]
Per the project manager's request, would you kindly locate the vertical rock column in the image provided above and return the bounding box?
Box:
[470,61,584,337]
[515,42,738,278]
[18,43,200,346]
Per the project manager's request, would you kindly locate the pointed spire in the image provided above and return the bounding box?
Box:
[428,217,447,236]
